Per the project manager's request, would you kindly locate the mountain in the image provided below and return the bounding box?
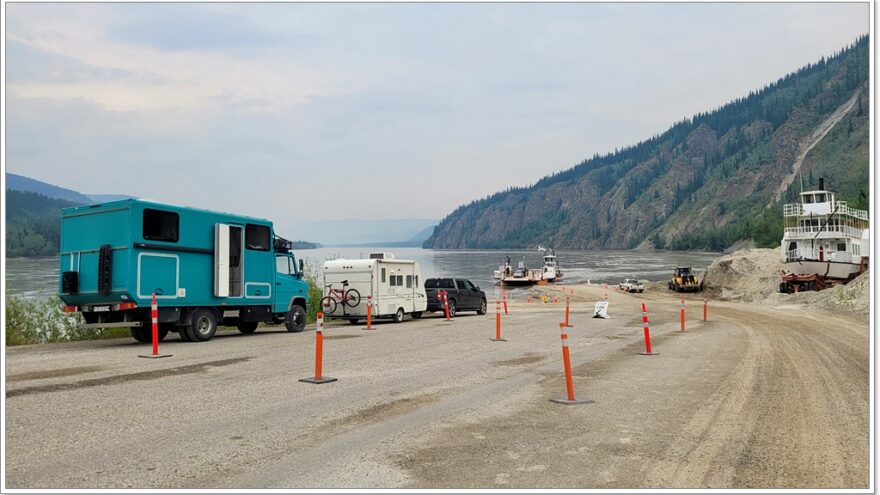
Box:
[5,173,93,204]
[6,190,82,257]
[424,36,869,252]
[289,218,438,246]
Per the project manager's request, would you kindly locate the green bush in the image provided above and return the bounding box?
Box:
[5,289,128,345]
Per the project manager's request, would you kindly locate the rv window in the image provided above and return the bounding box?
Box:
[396,275,403,286]
[406,275,413,288]
[381,268,386,283]
[246,224,271,251]
[837,243,847,252]
[143,209,179,242]
[390,275,397,287]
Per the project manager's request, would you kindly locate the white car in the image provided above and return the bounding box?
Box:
[618,278,645,293]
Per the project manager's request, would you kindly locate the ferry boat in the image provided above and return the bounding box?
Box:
[541,249,564,282]
[500,259,545,286]
[780,179,869,289]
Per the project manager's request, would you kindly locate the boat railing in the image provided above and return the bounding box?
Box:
[784,225,865,239]
[785,248,853,264]
[783,201,869,220]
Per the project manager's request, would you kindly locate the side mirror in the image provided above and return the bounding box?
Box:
[475,287,481,292]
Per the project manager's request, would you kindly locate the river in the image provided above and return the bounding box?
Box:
[5,248,720,301]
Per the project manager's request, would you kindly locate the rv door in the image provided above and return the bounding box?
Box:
[214,224,243,297]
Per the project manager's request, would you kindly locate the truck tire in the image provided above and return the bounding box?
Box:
[237,322,258,334]
[178,325,196,342]
[190,309,218,342]
[130,327,150,343]
[392,307,405,323]
[477,299,487,315]
[285,305,306,332]
[447,299,457,318]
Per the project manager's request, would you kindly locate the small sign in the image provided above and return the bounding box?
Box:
[593,301,609,319]
[178,288,186,297]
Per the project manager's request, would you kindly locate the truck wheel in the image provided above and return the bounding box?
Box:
[190,309,218,342]
[477,299,487,315]
[447,299,457,318]
[237,322,258,334]
[130,327,150,343]
[285,305,306,332]
[392,308,405,323]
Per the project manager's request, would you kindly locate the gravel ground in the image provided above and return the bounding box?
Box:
[4,284,869,489]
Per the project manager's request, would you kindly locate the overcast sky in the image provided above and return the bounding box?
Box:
[4,2,869,234]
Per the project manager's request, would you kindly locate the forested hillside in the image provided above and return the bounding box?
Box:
[424,36,869,251]
[6,190,82,257]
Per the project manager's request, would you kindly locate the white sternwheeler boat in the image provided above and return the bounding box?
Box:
[779,178,869,292]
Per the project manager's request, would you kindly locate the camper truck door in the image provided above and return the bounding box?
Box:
[215,224,244,297]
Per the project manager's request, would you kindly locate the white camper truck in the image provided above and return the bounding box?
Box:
[322,253,427,324]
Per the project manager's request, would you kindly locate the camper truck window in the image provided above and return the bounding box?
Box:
[406,275,413,288]
[390,275,397,287]
[246,224,270,251]
[143,209,179,242]
[276,255,294,275]
[381,268,386,283]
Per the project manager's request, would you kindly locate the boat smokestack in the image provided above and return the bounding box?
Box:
[818,177,825,191]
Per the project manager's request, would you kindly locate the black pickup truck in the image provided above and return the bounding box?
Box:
[424,278,487,317]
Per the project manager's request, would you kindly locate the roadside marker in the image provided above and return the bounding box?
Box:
[563,296,573,328]
[639,302,658,356]
[138,292,172,359]
[703,298,708,322]
[300,313,337,384]
[680,297,686,333]
[550,322,593,405]
[503,289,509,315]
[527,296,532,304]
[491,300,507,342]
[443,291,452,321]
[364,295,373,330]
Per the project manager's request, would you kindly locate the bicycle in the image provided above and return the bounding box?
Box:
[320,280,361,315]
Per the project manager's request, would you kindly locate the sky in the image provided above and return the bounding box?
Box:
[3,2,870,237]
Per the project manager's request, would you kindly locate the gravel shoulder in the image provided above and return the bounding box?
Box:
[4,283,870,489]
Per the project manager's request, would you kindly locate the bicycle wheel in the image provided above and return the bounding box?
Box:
[344,288,361,307]
[320,296,338,315]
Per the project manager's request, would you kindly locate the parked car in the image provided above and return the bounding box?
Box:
[424,278,487,317]
[618,278,645,293]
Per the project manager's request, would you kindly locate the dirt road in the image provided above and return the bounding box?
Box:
[4,285,869,489]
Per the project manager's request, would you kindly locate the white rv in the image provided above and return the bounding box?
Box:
[322,253,427,324]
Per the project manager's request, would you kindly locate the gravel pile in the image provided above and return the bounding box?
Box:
[704,248,870,315]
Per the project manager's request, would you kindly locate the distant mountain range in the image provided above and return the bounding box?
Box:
[288,218,438,247]
[424,36,869,251]
[5,173,137,204]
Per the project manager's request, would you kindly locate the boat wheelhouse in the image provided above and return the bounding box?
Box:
[541,249,564,282]
[781,180,869,281]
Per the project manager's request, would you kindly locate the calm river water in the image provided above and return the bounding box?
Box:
[5,248,720,301]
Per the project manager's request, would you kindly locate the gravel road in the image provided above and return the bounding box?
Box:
[4,284,869,489]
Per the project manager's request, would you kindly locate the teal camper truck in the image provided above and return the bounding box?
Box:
[58,199,310,342]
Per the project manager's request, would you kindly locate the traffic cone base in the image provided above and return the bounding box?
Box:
[299,376,337,384]
[138,353,172,359]
[550,398,595,405]
[490,338,508,342]
[638,351,659,356]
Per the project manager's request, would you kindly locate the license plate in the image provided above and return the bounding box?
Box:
[92,305,110,312]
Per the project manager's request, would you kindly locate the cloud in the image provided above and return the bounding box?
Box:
[4,3,870,223]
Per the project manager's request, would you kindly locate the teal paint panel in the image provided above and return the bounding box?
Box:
[137,253,178,299]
